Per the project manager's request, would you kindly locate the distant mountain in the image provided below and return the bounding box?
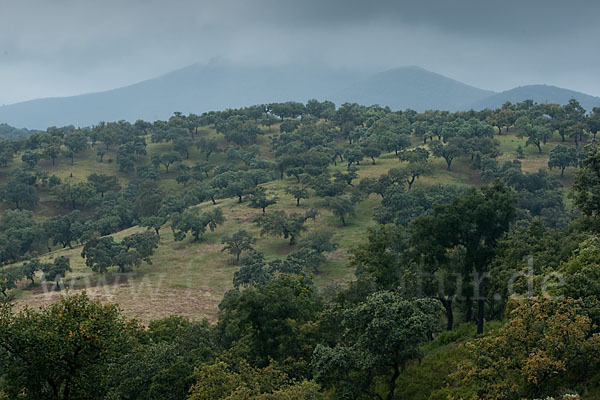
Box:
[0,64,363,129]
[466,84,600,111]
[2,64,600,130]
[331,66,496,112]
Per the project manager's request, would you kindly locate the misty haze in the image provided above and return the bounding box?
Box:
[1,1,600,400]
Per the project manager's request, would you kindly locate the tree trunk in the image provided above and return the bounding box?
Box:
[477,297,485,334]
[465,299,473,322]
[385,363,400,400]
[439,296,454,331]
[62,380,71,400]
[296,198,300,206]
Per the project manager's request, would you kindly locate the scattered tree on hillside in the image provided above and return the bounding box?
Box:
[221,230,256,262]
[254,210,307,245]
[548,144,578,177]
[429,136,466,170]
[323,196,356,226]
[171,207,225,242]
[286,185,309,206]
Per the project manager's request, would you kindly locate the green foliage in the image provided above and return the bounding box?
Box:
[549,144,578,177]
[87,173,121,197]
[222,230,256,262]
[0,209,44,264]
[313,293,443,400]
[0,180,39,209]
[323,196,355,226]
[151,151,182,173]
[0,292,141,400]
[349,224,408,290]
[188,360,322,400]
[285,185,309,206]
[108,317,217,400]
[41,256,71,284]
[43,210,86,249]
[171,207,225,242]
[429,136,466,170]
[410,182,516,333]
[572,144,600,216]
[1,99,600,399]
[0,266,22,297]
[446,298,600,400]
[52,181,95,209]
[218,275,321,373]
[254,210,308,245]
[81,231,159,273]
[373,184,465,226]
[248,188,278,214]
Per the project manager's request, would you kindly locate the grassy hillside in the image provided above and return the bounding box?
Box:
[2,122,576,323]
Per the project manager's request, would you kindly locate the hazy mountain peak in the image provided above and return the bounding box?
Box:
[1,64,600,129]
[466,84,600,111]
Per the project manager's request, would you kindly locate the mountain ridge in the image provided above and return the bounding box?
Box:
[330,66,496,112]
[465,84,600,111]
[1,64,600,129]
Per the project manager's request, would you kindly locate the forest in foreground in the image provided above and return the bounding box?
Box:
[1,99,600,399]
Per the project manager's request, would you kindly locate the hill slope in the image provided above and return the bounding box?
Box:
[330,66,496,112]
[467,84,600,111]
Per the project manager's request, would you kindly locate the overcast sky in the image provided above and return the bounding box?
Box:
[1,0,599,105]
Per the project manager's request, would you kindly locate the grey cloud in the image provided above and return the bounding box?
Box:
[0,0,599,104]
